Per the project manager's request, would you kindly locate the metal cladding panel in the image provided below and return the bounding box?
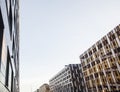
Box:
[0,0,19,92]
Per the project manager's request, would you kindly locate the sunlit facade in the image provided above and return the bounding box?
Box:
[49,64,84,92]
[80,24,120,92]
[0,0,19,92]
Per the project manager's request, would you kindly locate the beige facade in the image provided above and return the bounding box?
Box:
[39,84,50,92]
[80,24,120,92]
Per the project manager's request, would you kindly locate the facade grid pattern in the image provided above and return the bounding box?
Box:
[0,0,19,92]
[80,24,120,92]
[49,64,84,92]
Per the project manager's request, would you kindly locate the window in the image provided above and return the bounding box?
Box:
[89,68,93,74]
[88,51,92,56]
[11,71,13,92]
[96,78,100,85]
[116,78,120,84]
[97,43,102,49]
[6,0,12,37]
[103,39,108,46]
[106,51,112,56]
[98,64,102,71]
[96,60,100,64]
[98,85,102,90]
[108,78,114,84]
[0,37,7,84]
[113,71,120,77]
[9,0,13,37]
[5,49,10,87]
[94,73,98,78]
[85,54,88,58]
[87,64,90,68]
[108,31,116,41]
[104,63,109,69]
[12,0,16,6]
[8,63,12,90]
[6,0,10,14]
[0,8,4,60]
[115,26,120,37]
[93,66,97,72]
[111,40,119,48]
[90,74,93,79]
[91,61,95,66]
[114,47,120,53]
[93,47,97,53]
[102,77,107,84]
[5,49,13,91]
[112,34,116,40]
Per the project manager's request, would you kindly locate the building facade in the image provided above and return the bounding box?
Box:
[80,24,120,92]
[34,89,39,92]
[49,64,84,92]
[0,0,19,92]
[39,83,50,92]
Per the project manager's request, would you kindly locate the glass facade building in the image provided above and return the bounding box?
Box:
[80,24,120,92]
[0,0,19,92]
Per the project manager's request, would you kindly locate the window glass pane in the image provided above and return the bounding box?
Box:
[0,8,4,60]
[1,37,7,70]
[6,0,10,13]
[8,63,12,90]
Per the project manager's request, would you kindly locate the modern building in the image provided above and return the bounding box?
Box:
[49,64,84,92]
[39,83,50,92]
[0,0,19,92]
[80,24,120,92]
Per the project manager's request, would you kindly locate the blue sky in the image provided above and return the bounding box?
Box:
[20,0,120,92]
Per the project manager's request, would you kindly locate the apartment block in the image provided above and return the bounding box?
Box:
[49,64,84,92]
[80,24,120,92]
[0,0,19,92]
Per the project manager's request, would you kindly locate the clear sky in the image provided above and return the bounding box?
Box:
[20,0,120,92]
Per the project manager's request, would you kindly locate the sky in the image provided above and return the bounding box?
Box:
[20,0,120,92]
